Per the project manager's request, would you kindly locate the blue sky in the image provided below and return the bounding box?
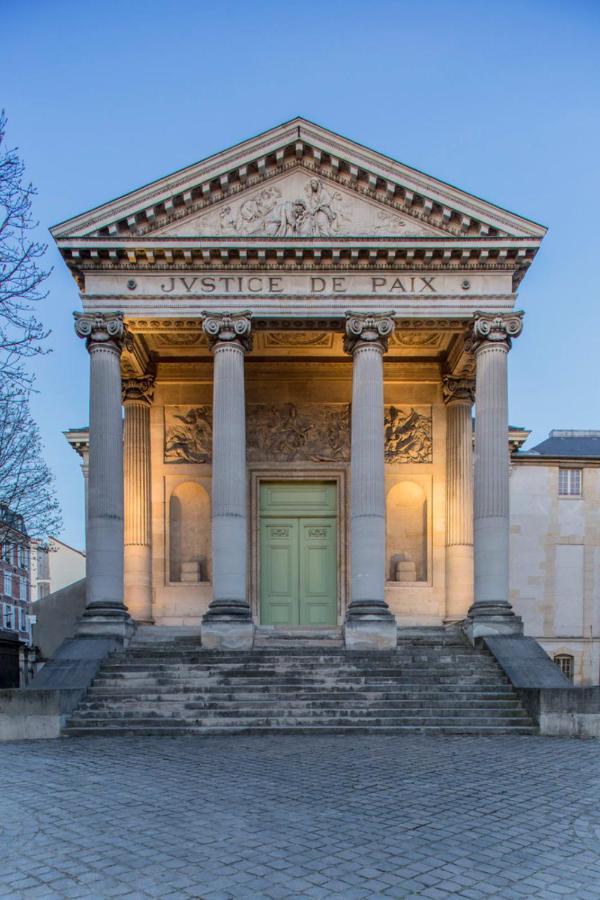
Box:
[1,0,599,549]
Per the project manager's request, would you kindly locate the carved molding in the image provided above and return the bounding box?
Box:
[468,312,524,352]
[442,375,475,406]
[260,332,334,349]
[384,406,432,463]
[202,310,252,351]
[344,311,395,354]
[74,312,130,352]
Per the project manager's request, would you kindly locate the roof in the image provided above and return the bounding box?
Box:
[521,430,600,460]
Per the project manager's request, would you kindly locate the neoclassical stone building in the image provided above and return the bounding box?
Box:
[52,119,546,649]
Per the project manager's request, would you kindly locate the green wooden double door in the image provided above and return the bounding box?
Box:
[260,482,338,627]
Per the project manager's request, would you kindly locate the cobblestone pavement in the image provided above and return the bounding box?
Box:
[1,735,600,899]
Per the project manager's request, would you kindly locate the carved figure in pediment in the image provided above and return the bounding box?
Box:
[300,178,343,236]
[165,406,213,463]
[385,407,432,463]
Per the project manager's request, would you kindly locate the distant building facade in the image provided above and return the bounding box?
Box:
[510,430,600,686]
[0,505,32,687]
[30,537,86,602]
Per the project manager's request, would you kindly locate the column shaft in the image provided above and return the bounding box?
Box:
[444,378,474,620]
[123,379,153,622]
[467,312,523,638]
[473,342,510,607]
[210,341,249,614]
[349,342,387,612]
[202,312,253,632]
[74,312,132,639]
[343,313,396,650]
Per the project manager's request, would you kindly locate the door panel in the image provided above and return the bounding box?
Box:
[259,483,338,628]
[299,519,337,626]
[260,520,299,625]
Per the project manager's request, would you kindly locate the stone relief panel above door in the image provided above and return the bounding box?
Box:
[164,403,433,464]
[247,403,351,463]
[157,172,444,238]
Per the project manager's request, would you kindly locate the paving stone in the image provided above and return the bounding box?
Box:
[0,734,599,898]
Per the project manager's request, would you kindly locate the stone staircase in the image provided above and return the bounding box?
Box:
[62,627,536,736]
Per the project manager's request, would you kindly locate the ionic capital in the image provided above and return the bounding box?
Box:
[467,312,524,353]
[74,312,131,353]
[344,311,395,355]
[202,310,252,352]
[122,375,155,406]
[443,375,475,406]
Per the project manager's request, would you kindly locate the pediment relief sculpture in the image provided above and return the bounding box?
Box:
[157,172,442,239]
[385,406,432,463]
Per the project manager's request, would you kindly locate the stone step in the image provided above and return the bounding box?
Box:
[74,706,529,723]
[79,697,524,713]
[66,716,535,732]
[63,631,535,736]
[62,723,537,737]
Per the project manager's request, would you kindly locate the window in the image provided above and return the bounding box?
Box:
[559,468,582,497]
[2,542,11,563]
[3,603,12,630]
[19,576,27,602]
[19,607,27,632]
[3,571,11,598]
[554,653,574,681]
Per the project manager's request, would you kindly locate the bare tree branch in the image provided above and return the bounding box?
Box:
[0,110,52,388]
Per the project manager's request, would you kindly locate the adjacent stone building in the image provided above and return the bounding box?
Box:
[51,118,548,650]
[510,431,600,685]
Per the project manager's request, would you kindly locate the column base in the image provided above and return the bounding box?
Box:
[344,616,397,651]
[201,620,255,651]
[77,605,136,643]
[464,603,523,644]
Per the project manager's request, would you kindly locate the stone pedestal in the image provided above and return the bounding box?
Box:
[343,312,397,651]
[466,313,524,642]
[443,376,475,621]
[201,312,254,650]
[74,312,134,642]
[123,376,154,623]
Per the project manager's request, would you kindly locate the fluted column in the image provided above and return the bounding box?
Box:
[201,311,254,650]
[344,312,397,651]
[74,312,133,640]
[123,375,154,623]
[443,375,475,620]
[467,312,524,639]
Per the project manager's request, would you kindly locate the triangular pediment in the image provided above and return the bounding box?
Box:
[154,169,445,238]
[51,117,546,243]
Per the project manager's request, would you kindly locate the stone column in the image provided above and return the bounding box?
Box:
[201,311,254,650]
[123,375,154,623]
[74,312,134,641]
[466,312,524,640]
[344,312,397,650]
[443,375,475,621]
